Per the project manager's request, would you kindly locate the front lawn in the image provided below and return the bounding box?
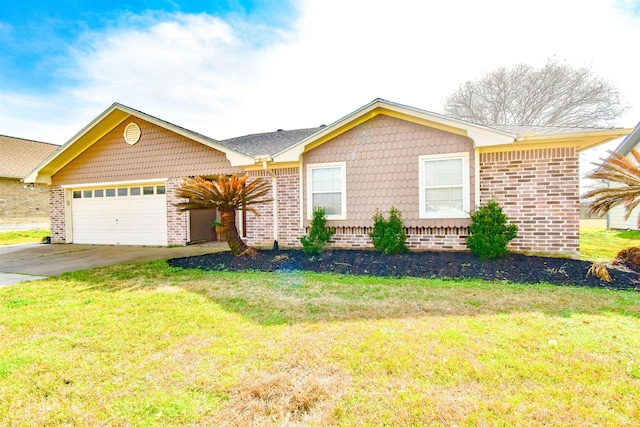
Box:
[1,261,639,425]
[0,229,49,245]
[580,226,640,262]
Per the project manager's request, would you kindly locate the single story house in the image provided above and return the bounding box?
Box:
[1,135,58,227]
[606,121,640,230]
[24,99,631,257]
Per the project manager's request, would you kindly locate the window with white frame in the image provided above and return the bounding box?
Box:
[419,153,470,218]
[307,162,346,219]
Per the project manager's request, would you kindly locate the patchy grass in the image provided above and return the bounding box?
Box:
[580,226,640,262]
[0,229,49,245]
[1,260,639,426]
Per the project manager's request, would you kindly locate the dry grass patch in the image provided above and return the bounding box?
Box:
[210,363,350,426]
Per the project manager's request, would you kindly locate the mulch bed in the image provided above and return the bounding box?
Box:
[169,249,640,290]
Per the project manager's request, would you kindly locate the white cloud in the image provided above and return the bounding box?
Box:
[1,0,639,146]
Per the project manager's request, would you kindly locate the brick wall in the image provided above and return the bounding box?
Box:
[50,186,65,243]
[479,147,580,258]
[245,169,302,248]
[246,167,470,252]
[166,178,188,245]
[0,178,50,225]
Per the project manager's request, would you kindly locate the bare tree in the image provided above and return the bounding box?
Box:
[444,59,626,126]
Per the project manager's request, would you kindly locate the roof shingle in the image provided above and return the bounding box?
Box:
[0,135,58,179]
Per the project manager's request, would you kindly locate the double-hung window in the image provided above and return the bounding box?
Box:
[307,162,346,219]
[419,153,470,218]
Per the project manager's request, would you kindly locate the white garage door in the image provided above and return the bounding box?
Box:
[71,184,168,245]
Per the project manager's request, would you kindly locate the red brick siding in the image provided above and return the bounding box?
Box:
[50,186,65,243]
[166,178,188,245]
[479,147,580,258]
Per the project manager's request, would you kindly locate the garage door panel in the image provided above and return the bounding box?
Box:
[71,186,168,246]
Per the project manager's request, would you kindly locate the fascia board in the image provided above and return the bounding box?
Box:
[272,99,517,162]
[24,103,254,183]
[612,123,640,155]
[24,104,129,183]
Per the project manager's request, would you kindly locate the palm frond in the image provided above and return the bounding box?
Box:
[174,175,271,213]
[586,149,640,220]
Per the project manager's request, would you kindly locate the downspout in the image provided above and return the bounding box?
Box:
[261,158,279,250]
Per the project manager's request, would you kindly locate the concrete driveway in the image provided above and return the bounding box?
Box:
[0,242,227,287]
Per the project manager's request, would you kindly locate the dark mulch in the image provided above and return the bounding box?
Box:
[169,249,640,290]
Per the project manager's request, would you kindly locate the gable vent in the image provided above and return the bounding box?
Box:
[124,122,141,145]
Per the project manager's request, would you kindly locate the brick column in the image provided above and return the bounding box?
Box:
[49,186,66,243]
[166,178,188,245]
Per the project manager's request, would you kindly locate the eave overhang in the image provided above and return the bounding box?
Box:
[271,99,517,163]
[24,103,253,184]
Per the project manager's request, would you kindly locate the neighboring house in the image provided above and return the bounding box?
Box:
[1,135,58,227]
[24,99,631,257]
[606,121,640,230]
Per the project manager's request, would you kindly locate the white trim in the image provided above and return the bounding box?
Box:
[61,178,168,189]
[299,158,304,228]
[474,150,480,209]
[306,161,347,220]
[418,152,470,219]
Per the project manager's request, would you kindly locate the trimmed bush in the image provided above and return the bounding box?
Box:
[300,207,335,254]
[467,198,518,259]
[369,207,408,255]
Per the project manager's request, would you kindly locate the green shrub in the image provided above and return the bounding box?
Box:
[300,207,335,254]
[369,207,408,255]
[466,198,518,259]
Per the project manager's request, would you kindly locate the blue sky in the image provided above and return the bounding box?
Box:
[1,0,639,176]
[0,1,297,93]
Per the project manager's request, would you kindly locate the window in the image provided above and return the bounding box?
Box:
[106,189,116,197]
[419,153,470,219]
[307,162,346,219]
[156,186,166,195]
[130,187,141,196]
[95,189,104,198]
[72,190,81,199]
[118,188,128,197]
[83,190,93,198]
[143,186,154,195]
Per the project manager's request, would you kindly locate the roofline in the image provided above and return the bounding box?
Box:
[612,121,640,155]
[24,103,253,183]
[271,98,518,162]
[0,134,59,148]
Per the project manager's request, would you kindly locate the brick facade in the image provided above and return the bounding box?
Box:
[479,147,580,257]
[246,146,581,257]
[0,178,50,225]
[246,167,470,252]
[50,186,65,243]
[166,178,189,245]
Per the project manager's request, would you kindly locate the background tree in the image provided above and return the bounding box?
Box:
[175,174,271,256]
[585,149,640,220]
[444,59,626,126]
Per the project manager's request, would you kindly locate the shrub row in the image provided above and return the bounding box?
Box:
[300,198,518,259]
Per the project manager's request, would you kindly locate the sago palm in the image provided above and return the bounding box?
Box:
[585,148,640,221]
[175,174,271,256]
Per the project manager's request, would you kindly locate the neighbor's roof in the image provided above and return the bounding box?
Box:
[219,127,325,157]
[613,121,640,155]
[0,135,58,179]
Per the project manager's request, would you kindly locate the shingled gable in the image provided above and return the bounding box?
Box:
[270,99,631,163]
[24,103,254,184]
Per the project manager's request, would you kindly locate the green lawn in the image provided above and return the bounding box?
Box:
[1,261,639,426]
[0,229,49,245]
[580,226,640,262]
